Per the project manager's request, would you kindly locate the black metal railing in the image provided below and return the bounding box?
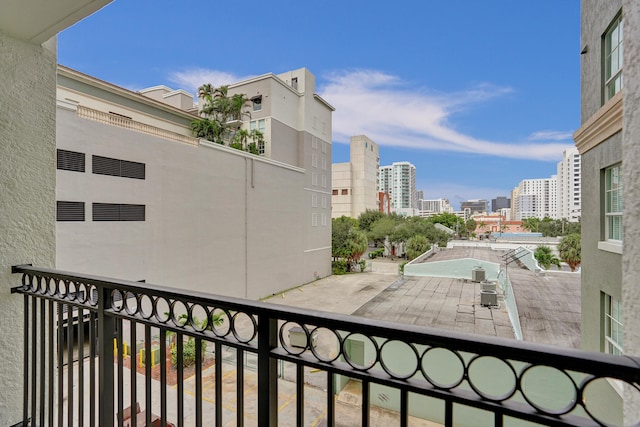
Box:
[10,264,640,426]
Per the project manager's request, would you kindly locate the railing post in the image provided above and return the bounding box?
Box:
[257,314,278,427]
[98,286,115,427]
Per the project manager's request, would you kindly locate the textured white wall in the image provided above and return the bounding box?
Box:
[622,0,640,422]
[0,34,57,425]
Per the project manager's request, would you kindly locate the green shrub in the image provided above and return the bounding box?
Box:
[399,261,408,274]
[368,248,384,259]
[332,259,349,275]
[171,337,207,368]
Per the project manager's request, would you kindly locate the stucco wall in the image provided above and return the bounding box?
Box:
[580,133,622,352]
[580,0,623,121]
[622,0,640,422]
[56,107,330,300]
[0,34,57,425]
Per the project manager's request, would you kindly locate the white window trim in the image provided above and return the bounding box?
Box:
[598,240,623,254]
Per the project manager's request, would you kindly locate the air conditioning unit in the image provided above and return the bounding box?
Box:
[481,281,497,292]
[481,290,498,307]
[471,267,486,282]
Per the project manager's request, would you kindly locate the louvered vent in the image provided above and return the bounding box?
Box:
[93,203,145,221]
[57,150,85,172]
[57,201,85,221]
[93,155,145,180]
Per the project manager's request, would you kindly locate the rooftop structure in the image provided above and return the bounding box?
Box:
[331,135,380,218]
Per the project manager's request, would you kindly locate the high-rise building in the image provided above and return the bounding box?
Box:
[417,198,453,217]
[378,162,417,216]
[460,199,489,215]
[511,177,557,220]
[556,147,582,222]
[491,196,511,212]
[331,135,380,218]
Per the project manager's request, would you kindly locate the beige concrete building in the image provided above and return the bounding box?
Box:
[331,135,380,219]
[55,66,333,300]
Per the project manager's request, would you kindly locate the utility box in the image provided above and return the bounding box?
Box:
[472,267,486,282]
[481,290,498,307]
[481,281,497,292]
[288,327,318,348]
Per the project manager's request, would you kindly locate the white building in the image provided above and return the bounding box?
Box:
[56,66,333,300]
[556,147,581,222]
[512,176,558,220]
[416,198,453,217]
[379,161,417,216]
[331,135,380,218]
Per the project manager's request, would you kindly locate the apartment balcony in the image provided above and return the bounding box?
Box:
[10,264,640,427]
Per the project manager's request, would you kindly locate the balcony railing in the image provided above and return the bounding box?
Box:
[77,106,199,147]
[10,264,640,426]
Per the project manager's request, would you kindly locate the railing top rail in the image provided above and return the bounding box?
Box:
[11,264,640,383]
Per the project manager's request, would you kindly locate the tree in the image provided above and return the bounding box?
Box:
[192,83,252,145]
[558,233,581,272]
[357,209,384,233]
[331,216,359,260]
[406,235,429,260]
[465,219,477,236]
[522,217,540,233]
[534,245,560,270]
[429,212,463,230]
[478,221,487,236]
[331,217,368,272]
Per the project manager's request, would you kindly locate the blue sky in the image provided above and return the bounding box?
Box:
[58,1,580,210]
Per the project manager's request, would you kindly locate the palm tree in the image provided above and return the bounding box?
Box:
[523,217,540,233]
[558,233,581,272]
[534,245,561,270]
[231,128,250,151]
[193,84,251,144]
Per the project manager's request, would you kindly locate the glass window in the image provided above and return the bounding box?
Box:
[605,164,623,241]
[604,15,623,101]
[251,96,262,112]
[604,293,623,355]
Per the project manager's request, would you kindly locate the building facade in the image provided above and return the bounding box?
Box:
[56,66,333,301]
[378,161,417,216]
[511,177,558,220]
[573,0,627,423]
[491,196,511,213]
[556,147,582,222]
[460,199,489,215]
[331,135,380,219]
[416,198,453,217]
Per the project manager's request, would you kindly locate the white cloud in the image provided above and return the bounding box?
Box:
[168,68,248,93]
[318,69,573,161]
[166,67,574,161]
[528,130,574,141]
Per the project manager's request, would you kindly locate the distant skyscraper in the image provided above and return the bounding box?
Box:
[417,198,453,217]
[512,177,558,220]
[491,196,511,212]
[460,199,489,214]
[379,161,417,216]
[556,147,581,222]
[416,190,424,200]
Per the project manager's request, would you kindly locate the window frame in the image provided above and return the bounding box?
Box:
[604,14,623,102]
[604,164,623,243]
[604,293,623,355]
